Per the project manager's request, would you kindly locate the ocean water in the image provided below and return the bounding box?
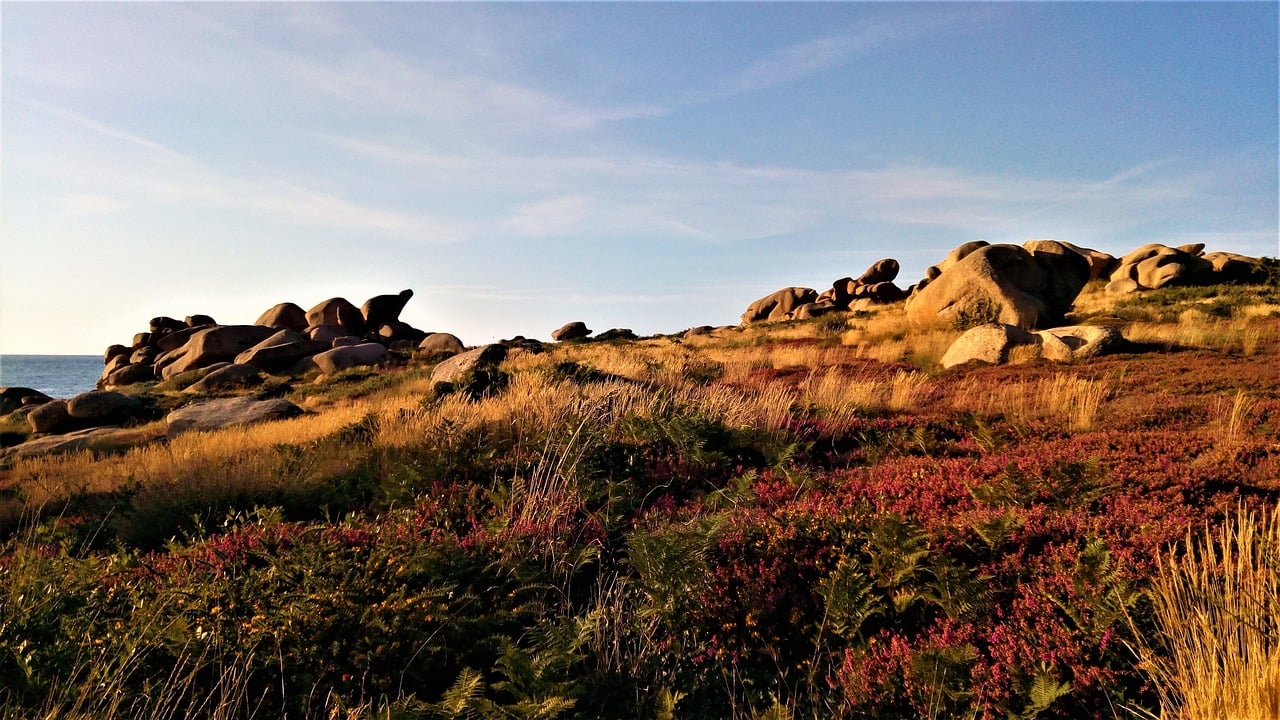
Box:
[0,355,103,399]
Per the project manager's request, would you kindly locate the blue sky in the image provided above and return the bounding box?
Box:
[2,2,1276,354]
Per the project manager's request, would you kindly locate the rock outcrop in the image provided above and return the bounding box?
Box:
[906,243,1091,330]
[97,289,433,388]
[166,396,302,437]
[743,259,908,325]
[941,323,1125,369]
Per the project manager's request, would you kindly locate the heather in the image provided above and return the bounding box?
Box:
[1,289,1278,718]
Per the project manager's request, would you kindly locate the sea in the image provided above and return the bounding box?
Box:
[0,355,103,399]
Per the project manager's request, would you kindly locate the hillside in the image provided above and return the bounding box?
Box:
[1,276,1278,719]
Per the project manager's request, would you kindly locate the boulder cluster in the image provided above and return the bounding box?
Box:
[97,289,470,391]
[740,239,1271,368]
[741,258,908,324]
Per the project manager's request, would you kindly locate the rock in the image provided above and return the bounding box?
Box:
[1,387,52,416]
[594,328,637,341]
[67,391,141,422]
[311,343,389,376]
[331,336,363,348]
[157,325,278,379]
[156,325,212,352]
[255,302,310,333]
[741,287,819,324]
[1105,277,1140,294]
[1,427,151,463]
[501,337,545,354]
[906,243,1090,329]
[1203,252,1270,283]
[375,321,428,345]
[857,258,900,285]
[308,324,347,344]
[130,347,157,365]
[1108,244,1214,292]
[1024,240,1117,282]
[791,303,832,320]
[941,324,1040,369]
[418,333,465,358]
[1034,325,1125,360]
[186,363,262,393]
[104,344,131,363]
[430,344,508,386]
[552,321,592,341]
[1176,243,1206,257]
[106,363,156,387]
[306,298,365,336]
[683,326,714,338]
[132,332,152,349]
[149,316,186,334]
[185,314,216,327]
[235,330,327,373]
[166,396,302,437]
[28,400,70,434]
[361,289,414,329]
[865,281,908,303]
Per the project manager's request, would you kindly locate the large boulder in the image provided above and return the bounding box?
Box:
[418,333,465,358]
[375,321,428,345]
[1106,244,1214,293]
[255,302,309,333]
[105,363,156,387]
[104,344,132,364]
[430,344,508,386]
[66,391,141,423]
[1,387,52,416]
[28,401,71,434]
[185,314,216,328]
[361,289,414,330]
[1023,240,1117,282]
[311,343,389,376]
[941,324,1040,369]
[157,325,278,380]
[155,325,210,352]
[166,396,302,437]
[741,287,819,324]
[1203,252,1271,284]
[149,316,187,335]
[235,330,328,373]
[552,322,592,341]
[306,298,365,337]
[857,258,900,285]
[186,364,262,394]
[906,243,1090,329]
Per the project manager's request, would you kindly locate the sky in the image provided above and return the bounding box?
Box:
[2,2,1277,355]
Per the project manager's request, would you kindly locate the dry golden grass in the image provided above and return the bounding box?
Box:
[1211,390,1257,447]
[1131,504,1280,720]
[951,373,1110,431]
[1124,316,1263,354]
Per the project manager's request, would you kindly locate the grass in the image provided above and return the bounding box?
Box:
[1130,503,1280,720]
[1,287,1278,719]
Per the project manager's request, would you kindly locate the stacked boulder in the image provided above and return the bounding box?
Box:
[741,258,908,324]
[905,241,1096,330]
[98,289,452,388]
[1104,243,1270,293]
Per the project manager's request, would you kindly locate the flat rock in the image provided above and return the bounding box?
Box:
[166,396,302,437]
[1,427,141,463]
[1034,325,1125,360]
[430,344,508,385]
[235,329,327,372]
[552,321,591,341]
[311,343,389,375]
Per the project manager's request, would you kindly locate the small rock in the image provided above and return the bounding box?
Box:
[430,344,508,385]
[418,333,465,358]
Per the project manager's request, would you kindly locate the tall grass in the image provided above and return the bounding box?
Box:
[1132,504,1280,720]
[951,373,1110,431]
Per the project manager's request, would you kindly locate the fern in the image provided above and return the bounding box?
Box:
[818,558,881,641]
